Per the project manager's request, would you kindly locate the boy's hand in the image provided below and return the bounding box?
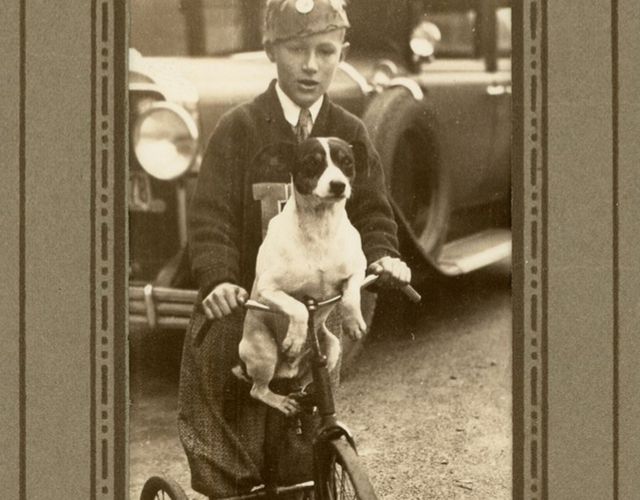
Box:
[368,256,412,289]
[202,283,249,319]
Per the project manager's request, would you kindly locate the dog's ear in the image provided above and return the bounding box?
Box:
[350,140,369,178]
[252,142,297,181]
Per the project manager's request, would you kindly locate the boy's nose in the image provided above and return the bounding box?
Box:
[302,52,318,73]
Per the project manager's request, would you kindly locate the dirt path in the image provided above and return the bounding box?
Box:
[130,261,511,499]
[339,262,511,499]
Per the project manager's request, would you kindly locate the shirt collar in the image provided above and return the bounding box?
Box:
[275,81,324,127]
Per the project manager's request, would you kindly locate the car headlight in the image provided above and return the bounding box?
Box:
[410,20,442,60]
[133,101,199,181]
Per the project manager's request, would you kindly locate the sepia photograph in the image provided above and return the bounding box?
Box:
[127,1,512,498]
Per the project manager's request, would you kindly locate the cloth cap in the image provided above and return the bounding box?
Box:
[263,0,350,44]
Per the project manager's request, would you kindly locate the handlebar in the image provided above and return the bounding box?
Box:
[243,273,421,313]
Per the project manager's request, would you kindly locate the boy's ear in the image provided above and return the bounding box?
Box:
[350,140,368,177]
[253,142,298,180]
[264,42,276,63]
[340,41,350,62]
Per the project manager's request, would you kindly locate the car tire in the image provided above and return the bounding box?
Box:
[363,87,450,273]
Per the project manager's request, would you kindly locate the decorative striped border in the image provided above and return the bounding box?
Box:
[611,1,620,497]
[19,0,26,498]
[93,0,114,496]
[92,1,127,498]
[520,1,547,498]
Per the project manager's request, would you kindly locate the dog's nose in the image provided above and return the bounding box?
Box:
[329,180,346,196]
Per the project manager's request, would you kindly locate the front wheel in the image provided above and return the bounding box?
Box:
[139,476,188,500]
[315,437,378,500]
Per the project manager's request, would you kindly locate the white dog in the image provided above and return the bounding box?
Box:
[237,137,367,416]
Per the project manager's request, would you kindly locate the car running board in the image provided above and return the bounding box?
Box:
[435,229,511,276]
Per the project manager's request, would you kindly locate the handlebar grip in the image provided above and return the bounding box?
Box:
[401,284,422,303]
[362,273,421,303]
[361,274,379,289]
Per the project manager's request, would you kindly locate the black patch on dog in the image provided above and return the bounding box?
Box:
[328,138,356,181]
[292,142,326,195]
[251,138,362,196]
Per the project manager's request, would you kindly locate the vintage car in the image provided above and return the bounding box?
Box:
[128,0,512,342]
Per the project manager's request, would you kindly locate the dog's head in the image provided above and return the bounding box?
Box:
[294,137,358,200]
[255,137,366,203]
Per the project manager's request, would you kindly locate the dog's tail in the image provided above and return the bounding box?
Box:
[231,364,252,383]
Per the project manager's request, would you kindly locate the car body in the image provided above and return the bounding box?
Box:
[128,0,512,332]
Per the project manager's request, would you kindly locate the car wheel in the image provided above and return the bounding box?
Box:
[363,87,450,270]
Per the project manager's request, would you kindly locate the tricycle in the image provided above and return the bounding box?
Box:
[139,274,420,500]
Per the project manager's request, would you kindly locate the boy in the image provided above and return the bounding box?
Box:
[179,0,411,496]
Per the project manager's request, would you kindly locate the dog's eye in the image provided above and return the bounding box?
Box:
[329,148,355,177]
[301,153,325,177]
[342,160,354,174]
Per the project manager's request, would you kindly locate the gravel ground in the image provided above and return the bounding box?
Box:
[129,260,511,499]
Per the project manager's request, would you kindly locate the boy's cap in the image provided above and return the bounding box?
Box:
[263,0,350,44]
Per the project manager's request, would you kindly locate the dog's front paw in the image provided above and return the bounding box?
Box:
[342,314,366,340]
[282,323,307,357]
[282,336,306,357]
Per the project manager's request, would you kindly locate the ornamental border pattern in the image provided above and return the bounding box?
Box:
[523,1,546,498]
[93,1,117,497]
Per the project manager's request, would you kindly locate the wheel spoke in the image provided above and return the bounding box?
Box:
[330,460,356,499]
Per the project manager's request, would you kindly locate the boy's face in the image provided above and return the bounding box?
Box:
[266,29,347,109]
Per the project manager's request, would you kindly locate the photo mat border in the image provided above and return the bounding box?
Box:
[2,0,640,499]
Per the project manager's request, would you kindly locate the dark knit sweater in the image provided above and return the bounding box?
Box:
[188,79,400,296]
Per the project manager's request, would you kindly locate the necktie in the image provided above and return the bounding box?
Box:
[295,108,313,143]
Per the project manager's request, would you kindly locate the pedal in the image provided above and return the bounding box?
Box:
[288,384,317,413]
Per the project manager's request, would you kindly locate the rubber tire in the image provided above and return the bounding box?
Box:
[362,87,450,268]
[316,437,378,500]
[140,476,189,500]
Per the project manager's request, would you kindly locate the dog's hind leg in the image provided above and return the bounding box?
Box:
[250,383,301,416]
[239,334,301,416]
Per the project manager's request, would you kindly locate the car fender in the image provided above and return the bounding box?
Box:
[362,87,450,272]
[337,61,373,96]
[387,77,424,101]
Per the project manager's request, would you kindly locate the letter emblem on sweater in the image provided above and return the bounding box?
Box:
[252,182,292,239]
